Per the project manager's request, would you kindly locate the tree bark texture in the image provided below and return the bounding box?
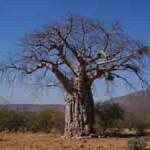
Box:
[64,82,94,137]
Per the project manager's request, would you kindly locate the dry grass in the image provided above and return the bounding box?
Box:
[0,133,129,150]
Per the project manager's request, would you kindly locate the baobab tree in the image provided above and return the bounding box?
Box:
[0,15,149,137]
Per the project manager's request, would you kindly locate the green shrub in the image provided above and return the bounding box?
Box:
[0,108,65,133]
[28,109,57,132]
[128,137,146,150]
[0,109,29,132]
[95,102,124,135]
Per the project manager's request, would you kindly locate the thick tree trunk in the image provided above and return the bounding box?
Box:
[64,85,94,137]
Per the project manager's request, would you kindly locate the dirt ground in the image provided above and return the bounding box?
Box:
[0,133,129,150]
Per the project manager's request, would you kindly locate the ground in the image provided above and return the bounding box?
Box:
[0,133,129,150]
[1,133,149,150]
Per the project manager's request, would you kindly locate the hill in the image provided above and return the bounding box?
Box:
[109,90,150,112]
[0,90,150,113]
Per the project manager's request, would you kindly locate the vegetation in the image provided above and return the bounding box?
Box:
[0,15,150,137]
[1,102,150,137]
[95,102,124,135]
[119,112,150,136]
[94,102,150,137]
[0,108,64,133]
[128,137,146,150]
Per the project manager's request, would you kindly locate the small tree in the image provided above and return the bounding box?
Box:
[0,15,149,137]
[95,102,124,133]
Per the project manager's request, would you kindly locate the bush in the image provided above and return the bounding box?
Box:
[128,137,146,150]
[27,109,64,133]
[95,102,124,135]
[0,109,28,132]
[0,108,64,133]
[28,109,54,132]
[119,112,150,136]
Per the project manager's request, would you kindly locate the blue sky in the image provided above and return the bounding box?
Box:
[0,0,150,104]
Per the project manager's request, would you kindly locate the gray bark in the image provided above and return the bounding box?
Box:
[64,83,94,137]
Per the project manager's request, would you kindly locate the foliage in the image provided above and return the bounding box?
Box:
[0,108,64,133]
[120,112,150,128]
[0,109,28,132]
[128,137,146,150]
[95,102,124,134]
[119,111,150,136]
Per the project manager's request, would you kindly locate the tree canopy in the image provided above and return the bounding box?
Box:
[0,15,149,90]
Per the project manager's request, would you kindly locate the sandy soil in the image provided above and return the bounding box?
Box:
[0,133,128,150]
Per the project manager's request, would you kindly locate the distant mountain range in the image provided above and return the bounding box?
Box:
[0,104,65,112]
[0,90,150,112]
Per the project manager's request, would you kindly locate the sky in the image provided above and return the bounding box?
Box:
[0,0,150,104]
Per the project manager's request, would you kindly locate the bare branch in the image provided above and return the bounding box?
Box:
[111,73,136,90]
[1,15,149,93]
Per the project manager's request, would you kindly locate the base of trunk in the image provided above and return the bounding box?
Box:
[64,91,94,137]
